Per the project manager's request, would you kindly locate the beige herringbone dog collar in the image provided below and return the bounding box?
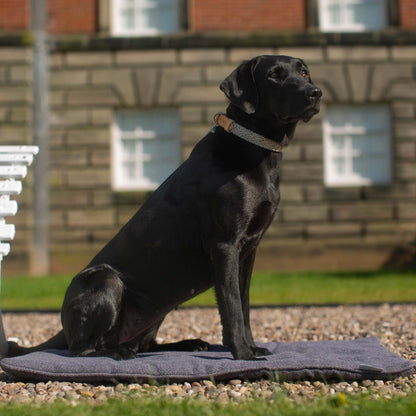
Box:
[212,113,284,153]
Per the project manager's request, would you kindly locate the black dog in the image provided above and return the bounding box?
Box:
[8,55,321,360]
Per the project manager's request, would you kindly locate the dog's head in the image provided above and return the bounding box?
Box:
[220,55,322,139]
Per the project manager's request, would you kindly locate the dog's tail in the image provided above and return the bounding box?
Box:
[6,330,67,357]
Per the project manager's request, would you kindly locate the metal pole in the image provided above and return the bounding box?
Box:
[31,0,50,275]
[0,259,8,358]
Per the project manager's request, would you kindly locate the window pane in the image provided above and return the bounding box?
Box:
[333,157,346,175]
[113,109,181,190]
[324,105,391,186]
[123,161,137,180]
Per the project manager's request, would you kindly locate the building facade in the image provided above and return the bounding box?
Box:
[0,0,415,273]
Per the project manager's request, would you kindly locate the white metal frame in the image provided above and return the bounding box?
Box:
[111,0,180,36]
[111,109,181,191]
[323,105,392,187]
[318,0,388,32]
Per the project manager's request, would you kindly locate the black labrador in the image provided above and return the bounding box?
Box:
[8,55,321,360]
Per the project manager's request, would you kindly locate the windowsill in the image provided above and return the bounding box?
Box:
[1,29,415,50]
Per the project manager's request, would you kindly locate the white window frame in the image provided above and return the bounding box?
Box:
[112,109,181,191]
[323,105,392,187]
[111,0,180,36]
[318,0,388,32]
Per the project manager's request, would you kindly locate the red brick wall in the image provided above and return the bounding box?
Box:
[0,0,96,33]
[48,0,97,34]
[0,0,29,30]
[189,0,306,32]
[399,0,416,29]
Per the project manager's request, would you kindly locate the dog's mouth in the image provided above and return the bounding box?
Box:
[279,104,320,124]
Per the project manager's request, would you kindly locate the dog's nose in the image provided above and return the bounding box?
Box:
[308,88,322,103]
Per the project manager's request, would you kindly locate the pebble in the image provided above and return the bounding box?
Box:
[1,304,416,404]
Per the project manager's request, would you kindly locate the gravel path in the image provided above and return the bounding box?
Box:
[0,304,416,404]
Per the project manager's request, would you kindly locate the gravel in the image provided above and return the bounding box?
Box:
[0,303,416,404]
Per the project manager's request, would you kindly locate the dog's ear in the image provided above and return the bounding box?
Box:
[220,57,260,114]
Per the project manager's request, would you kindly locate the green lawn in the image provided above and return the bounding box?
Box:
[0,392,416,416]
[1,270,416,310]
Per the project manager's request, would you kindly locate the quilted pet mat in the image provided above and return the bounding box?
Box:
[1,337,414,383]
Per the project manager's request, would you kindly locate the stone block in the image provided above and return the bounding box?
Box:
[49,90,65,106]
[281,203,328,222]
[398,202,416,219]
[180,49,226,65]
[91,68,136,105]
[327,46,388,61]
[307,64,349,102]
[205,65,237,83]
[331,202,394,221]
[0,108,8,121]
[391,46,416,61]
[0,48,31,63]
[67,208,115,227]
[182,124,211,146]
[10,107,30,122]
[266,222,303,238]
[177,85,225,105]
[180,106,204,123]
[279,184,303,202]
[135,67,159,107]
[115,50,177,65]
[0,126,29,143]
[370,64,413,101]
[277,47,324,63]
[49,53,64,68]
[50,190,90,207]
[92,190,114,206]
[67,169,110,188]
[10,65,30,83]
[304,143,323,161]
[391,102,414,119]
[90,149,110,166]
[387,81,416,100]
[363,183,416,200]
[91,109,113,125]
[396,141,416,160]
[50,70,89,87]
[158,67,202,105]
[67,128,110,146]
[229,48,275,63]
[50,149,89,167]
[0,86,29,103]
[347,64,371,102]
[280,163,323,181]
[283,145,302,161]
[395,121,416,139]
[67,88,120,106]
[66,52,113,67]
[396,162,416,180]
[307,222,361,237]
[50,109,89,127]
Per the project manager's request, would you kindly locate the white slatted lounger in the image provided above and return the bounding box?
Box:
[0,146,39,358]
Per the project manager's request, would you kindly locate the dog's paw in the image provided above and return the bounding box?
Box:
[252,346,272,357]
[181,339,210,352]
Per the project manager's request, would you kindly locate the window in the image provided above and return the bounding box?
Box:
[318,0,388,32]
[112,0,180,36]
[112,109,181,191]
[323,105,392,187]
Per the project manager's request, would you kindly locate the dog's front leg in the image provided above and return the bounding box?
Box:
[240,250,271,357]
[210,244,257,360]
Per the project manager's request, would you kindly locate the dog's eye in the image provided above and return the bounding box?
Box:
[269,72,279,79]
[301,69,308,78]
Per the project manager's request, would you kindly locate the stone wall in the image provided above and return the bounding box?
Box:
[1,41,416,273]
